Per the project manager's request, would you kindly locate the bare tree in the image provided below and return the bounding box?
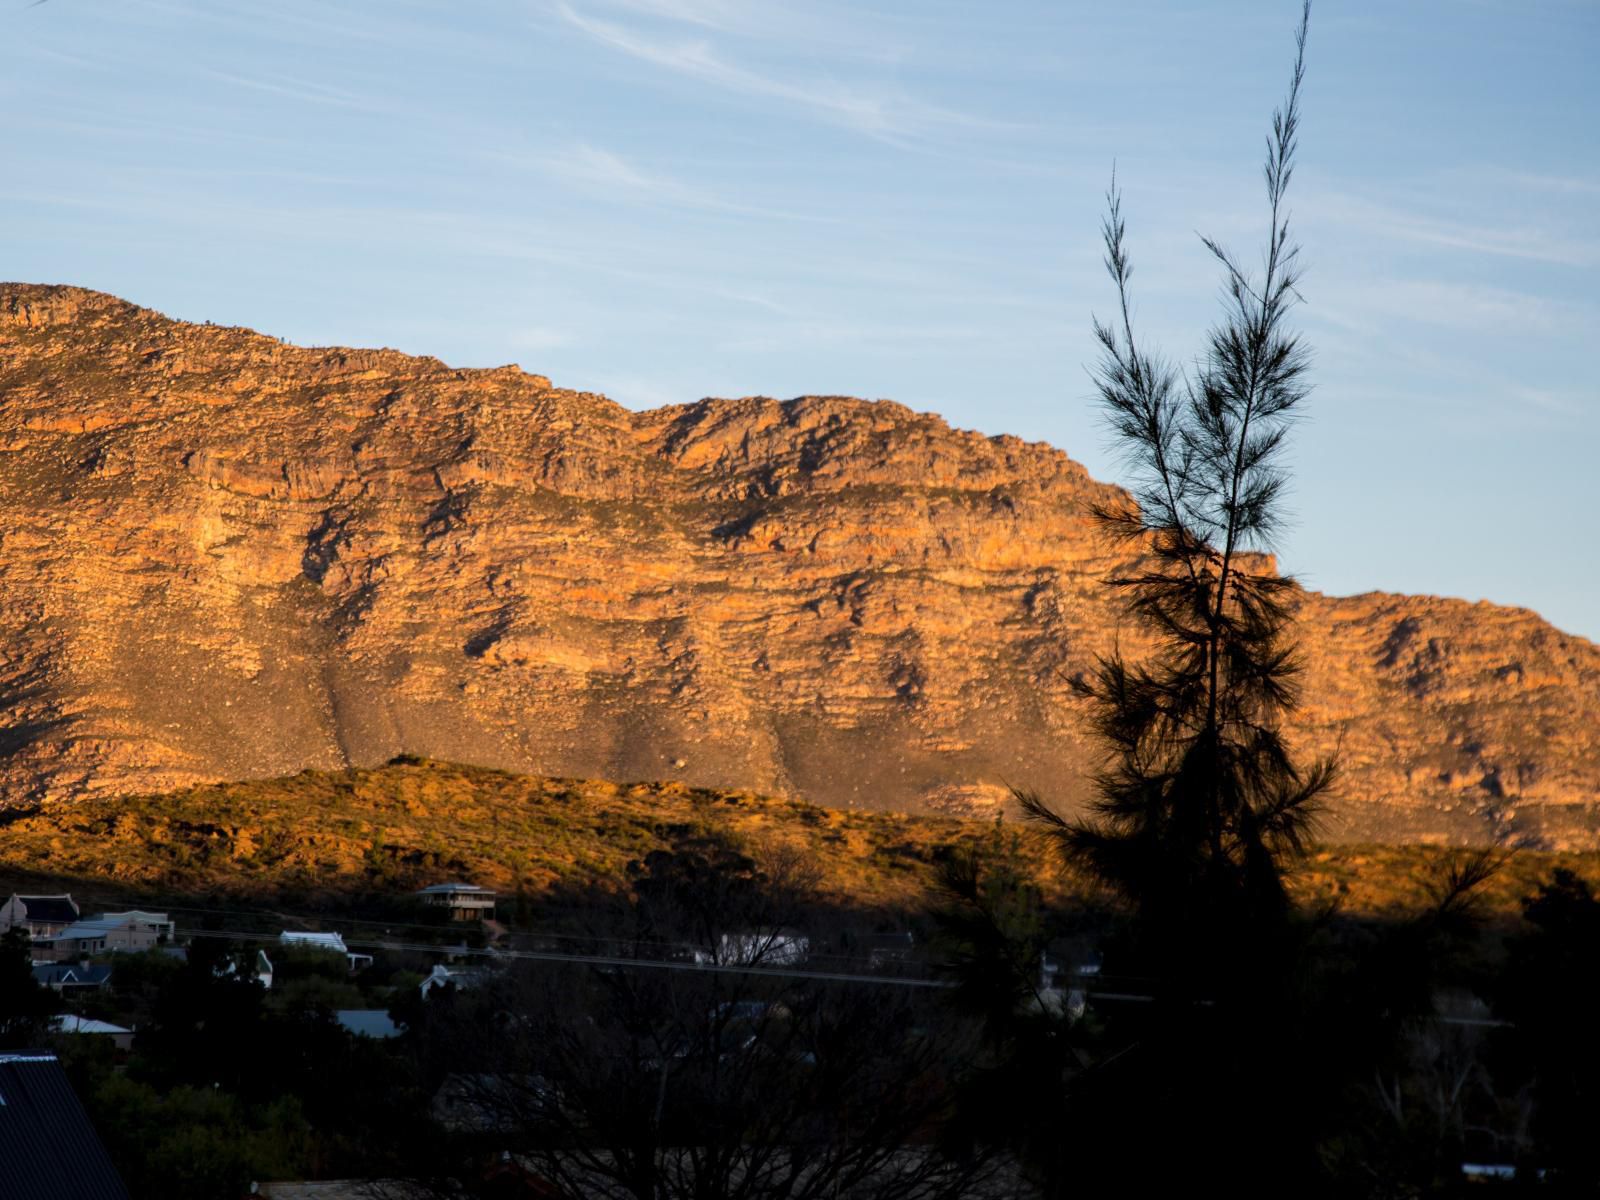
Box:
[403,832,992,1199]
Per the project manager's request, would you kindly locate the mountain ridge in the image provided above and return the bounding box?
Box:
[2,283,1596,846]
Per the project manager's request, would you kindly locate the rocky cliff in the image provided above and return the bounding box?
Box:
[1,284,1595,845]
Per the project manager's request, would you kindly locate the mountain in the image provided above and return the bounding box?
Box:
[1,283,1596,846]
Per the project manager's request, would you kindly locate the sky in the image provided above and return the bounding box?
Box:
[2,0,1596,640]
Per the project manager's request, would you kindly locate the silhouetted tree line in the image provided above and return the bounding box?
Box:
[393,832,994,1200]
[6,824,1600,1196]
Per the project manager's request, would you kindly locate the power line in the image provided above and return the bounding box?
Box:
[181,926,955,989]
[157,900,940,970]
[175,925,1516,1026]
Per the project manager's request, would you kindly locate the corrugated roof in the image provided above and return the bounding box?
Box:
[279,931,348,953]
[92,910,170,924]
[51,1016,132,1036]
[50,917,134,941]
[416,882,493,894]
[0,1052,130,1200]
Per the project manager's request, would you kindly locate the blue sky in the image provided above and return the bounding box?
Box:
[3,0,1596,639]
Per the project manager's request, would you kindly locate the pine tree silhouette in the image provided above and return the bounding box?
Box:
[1022,0,1335,998]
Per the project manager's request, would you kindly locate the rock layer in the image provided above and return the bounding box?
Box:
[1,284,1596,845]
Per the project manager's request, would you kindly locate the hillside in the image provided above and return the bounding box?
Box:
[1,284,1597,845]
[2,759,1597,921]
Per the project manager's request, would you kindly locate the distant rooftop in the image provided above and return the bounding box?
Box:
[8,895,80,926]
[50,918,133,941]
[416,882,494,895]
[52,1016,132,1037]
[32,964,114,988]
[279,931,348,953]
[94,909,170,923]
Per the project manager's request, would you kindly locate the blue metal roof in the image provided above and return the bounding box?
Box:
[0,1053,129,1200]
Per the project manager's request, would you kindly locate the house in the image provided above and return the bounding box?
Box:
[51,1016,135,1054]
[416,882,497,921]
[0,1051,131,1199]
[279,931,373,973]
[280,930,347,954]
[36,914,162,962]
[95,909,175,944]
[0,893,80,940]
[32,962,114,993]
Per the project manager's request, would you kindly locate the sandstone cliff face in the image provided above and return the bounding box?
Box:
[1,284,1595,845]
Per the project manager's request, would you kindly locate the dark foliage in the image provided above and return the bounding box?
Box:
[1492,870,1600,1191]
[0,924,61,1047]
[400,834,991,1200]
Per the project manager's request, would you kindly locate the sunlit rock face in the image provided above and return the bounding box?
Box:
[2,283,1596,846]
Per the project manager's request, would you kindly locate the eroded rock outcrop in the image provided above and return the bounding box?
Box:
[1,284,1595,845]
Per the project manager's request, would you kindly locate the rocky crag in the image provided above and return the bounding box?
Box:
[1,284,1595,846]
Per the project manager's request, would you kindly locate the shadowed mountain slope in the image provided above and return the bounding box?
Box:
[2,758,1597,920]
[1,284,1595,845]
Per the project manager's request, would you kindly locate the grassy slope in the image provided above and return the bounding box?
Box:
[5,758,1598,919]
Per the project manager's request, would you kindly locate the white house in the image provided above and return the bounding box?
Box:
[52,1015,135,1052]
[279,931,372,972]
[38,914,161,961]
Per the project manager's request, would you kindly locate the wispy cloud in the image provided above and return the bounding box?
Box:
[194,67,389,113]
[597,0,790,35]
[1479,168,1600,198]
[508,326,576,352]
[505,142,834,223]
[1508,385,1590,419]
[1319,278,1593,337]
[1308,190,1599,267]
[552,1,991,144]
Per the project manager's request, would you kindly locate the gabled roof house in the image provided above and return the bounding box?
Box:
[0,894,80,940]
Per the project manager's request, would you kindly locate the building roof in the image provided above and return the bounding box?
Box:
[334,1009,403,1039]
[49,918,134,942]
[51,1016,133,1037]
[0,1052,130,1200]
[10,896,80,926]
[32,964,114,988]
[416,882,495,895]
[279,931,348,953]
[92,910,170,925]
